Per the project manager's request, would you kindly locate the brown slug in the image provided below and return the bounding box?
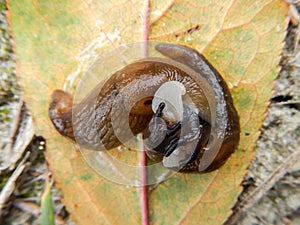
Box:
[49,43,240,173]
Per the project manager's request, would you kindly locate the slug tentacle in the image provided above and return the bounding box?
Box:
[49,43,240,173]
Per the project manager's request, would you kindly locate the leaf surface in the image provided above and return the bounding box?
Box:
[8,0,288,224]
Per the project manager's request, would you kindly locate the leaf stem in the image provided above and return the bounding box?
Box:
[142,1,149,224]
[141,142,149,225]
[143,0,149,57]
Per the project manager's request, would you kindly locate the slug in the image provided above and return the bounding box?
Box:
[49,43,240,173]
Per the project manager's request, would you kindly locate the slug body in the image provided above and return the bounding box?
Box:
[49,43,240,172]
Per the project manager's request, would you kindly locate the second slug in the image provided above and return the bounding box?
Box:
[49,43,240,172]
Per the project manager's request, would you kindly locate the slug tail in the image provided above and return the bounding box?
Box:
[49,90,74,140]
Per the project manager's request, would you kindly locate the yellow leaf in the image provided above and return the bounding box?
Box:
[8,0,288,224]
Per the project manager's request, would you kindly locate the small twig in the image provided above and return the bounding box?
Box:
[6,99,24,151]
[1,100,34,172]
[289,4,300,27]
[14,196,63,202]
[273,100,300,106]
[272,100,300,107]
[0,151,30,216]
[225,148,300,225]
[13,200,65,225]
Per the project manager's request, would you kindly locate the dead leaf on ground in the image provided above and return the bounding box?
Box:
[8,0,288,224]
